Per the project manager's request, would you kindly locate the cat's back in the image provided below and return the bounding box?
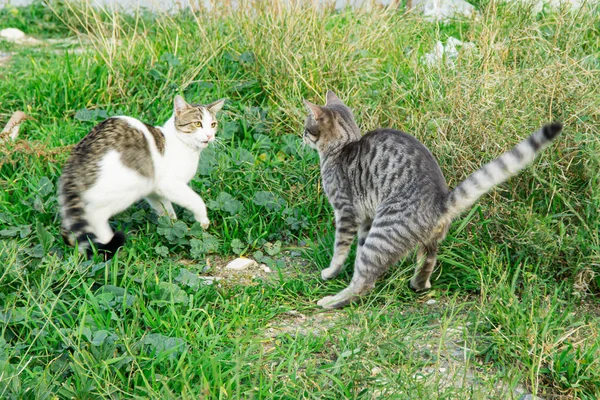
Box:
[69,117,165,159]
[355,128,434,158]
[340,128,449,205]
[62,117,166,188]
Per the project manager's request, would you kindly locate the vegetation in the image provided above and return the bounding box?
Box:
[1,0,598,398]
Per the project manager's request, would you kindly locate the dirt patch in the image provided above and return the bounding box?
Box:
[264,310,341,338]
[406,323,530,398]
[176,250,309,288]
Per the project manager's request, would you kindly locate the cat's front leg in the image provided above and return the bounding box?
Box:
[156,182,210,229]
[145,193,177,220]
[321,209,358,280]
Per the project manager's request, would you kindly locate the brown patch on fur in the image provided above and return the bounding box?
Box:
[145,123,166,155]
[64,118,155,189]
[174,106,205,134]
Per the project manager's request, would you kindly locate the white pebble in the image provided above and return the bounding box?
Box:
[0,28,26,41]
[198,276,221,285]
[425,299,437,305]
[225,257,257,271]
[260,264,272,273]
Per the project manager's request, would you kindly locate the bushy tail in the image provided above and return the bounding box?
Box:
[58,179,125,260]
[440,122,563,223]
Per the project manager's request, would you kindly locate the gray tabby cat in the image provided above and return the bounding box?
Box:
[59,95,225,260]
[303,91,562,309]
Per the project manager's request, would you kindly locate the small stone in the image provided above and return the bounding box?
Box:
[225,257,258,271]
[260,264,272,273]
[425,299,437,305]
[370,366,382,376]
[0,28,26,41]
[198,276,221,285]
[439,367,447,373]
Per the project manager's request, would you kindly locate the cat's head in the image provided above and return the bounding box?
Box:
[302,91,361,153]
[173,95,226,150]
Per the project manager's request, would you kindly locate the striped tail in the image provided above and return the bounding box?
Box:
[58,179,125,261]
[441,122,563,223]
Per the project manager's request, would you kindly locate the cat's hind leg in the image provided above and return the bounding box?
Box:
[145,193,177,219]
[409,242,438,291]
[409,221,447,291]
[86,209,115,244]
[318,211,416,308]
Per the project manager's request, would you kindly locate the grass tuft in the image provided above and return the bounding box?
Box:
[1,0,598,398]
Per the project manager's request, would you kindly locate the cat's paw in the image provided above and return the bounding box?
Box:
[194,214,210,229]
[409,277,431,292]
[317,296,338,309]
[317,290,355,309]
[200,218,210,229]
[321,267,340,280]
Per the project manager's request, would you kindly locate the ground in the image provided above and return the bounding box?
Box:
[0,1,599,399]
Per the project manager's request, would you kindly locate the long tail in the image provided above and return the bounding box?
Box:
[58,179,125,260]
[440,122,563,223]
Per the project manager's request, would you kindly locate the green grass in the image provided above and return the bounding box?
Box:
[1,0,599,398]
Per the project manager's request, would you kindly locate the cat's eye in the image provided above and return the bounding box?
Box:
[211,122,217,128]
[195,122,203,128]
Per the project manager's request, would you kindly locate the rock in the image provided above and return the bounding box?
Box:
[422,36,476,68]
[198,276,221,285]
[371,366,382,376]
[260,264,272,273]
[411,0,476,22]
[0,28,25,41]
[225,257,258,271]
[425,299,437,305]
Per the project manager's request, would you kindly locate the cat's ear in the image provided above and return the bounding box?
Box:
[174,95,189,116]
[206,98,226,114]
[303,99,324,120]
[325,90,344,106]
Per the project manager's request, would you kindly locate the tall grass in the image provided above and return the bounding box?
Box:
[0,0,599,398]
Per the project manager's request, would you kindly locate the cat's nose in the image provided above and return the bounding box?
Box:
[206,133,214,140]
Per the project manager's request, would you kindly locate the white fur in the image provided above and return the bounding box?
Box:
[81,108,219,244]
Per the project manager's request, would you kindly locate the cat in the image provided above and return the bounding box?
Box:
[303,90,562,309]
[59,95,225,260]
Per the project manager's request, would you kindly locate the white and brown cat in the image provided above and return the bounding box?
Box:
[59,95,225,259]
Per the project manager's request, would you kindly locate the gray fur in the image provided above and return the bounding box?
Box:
[304,91,562,309]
